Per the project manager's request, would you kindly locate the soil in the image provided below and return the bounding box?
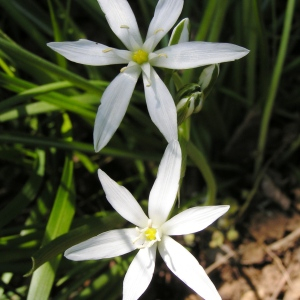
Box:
[187,208,300,300]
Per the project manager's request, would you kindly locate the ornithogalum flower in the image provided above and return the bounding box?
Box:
[48,0,249,152]
[65,140,229,300]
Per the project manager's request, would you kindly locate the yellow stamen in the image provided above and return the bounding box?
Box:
[145,228,157,241]
[158,53,168,58]
[132,49,149,65]
[102,48,113,53]
[120,25,130,29]
[155,28,164,34]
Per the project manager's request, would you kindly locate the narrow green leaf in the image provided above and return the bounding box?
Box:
[0,102,59,122]
[0,149,45,229]
[73,151,98,173]
[0,72,96,120]
[0,81,74,111]
[27,115,75,300]
[47,0,67,68]
[0,133,161,161]
[255,0,296,174]
[0,0,50,52]
[26,213,125,277]
[0,38,100,94]
[187,141,217,206]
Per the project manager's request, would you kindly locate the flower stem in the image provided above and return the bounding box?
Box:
[187,141,217,206]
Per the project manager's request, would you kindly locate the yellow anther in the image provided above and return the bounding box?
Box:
[132,49,149,65]
[158,53,168,58]
[120,25,130,29]
[145,228,157,241]
[120,67,127,73]
[102,48,113,53]
[154,28,164,34]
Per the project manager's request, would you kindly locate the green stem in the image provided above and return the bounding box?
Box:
[187,141,217,206]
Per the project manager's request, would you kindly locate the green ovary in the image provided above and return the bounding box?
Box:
[145,228,157,241]
[132,49,149,65]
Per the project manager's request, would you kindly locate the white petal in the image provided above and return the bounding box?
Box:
[148,141,181,226]
[98,169,148,228]
[159,236,221,300]
[97,0,143,50]
[123,245,157,300]
[142,67,178,143]
[145,0,184,51]
[65,228,137,260]
[47,39,131,65]
[151,41,250,69]
[162,205,230,236]
[140,63,151,85]
[94,66,141,151]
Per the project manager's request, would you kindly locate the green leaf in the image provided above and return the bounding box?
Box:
[26,213,125,277]
[0,149,45,229]
[27,115,75,300]
[0,102,59,122]
[187,141,217,206]
[0,72,96,120]
[0,81,75,111]
[0,38,100,94]
[47,0,67,68]
[0,133,161,161]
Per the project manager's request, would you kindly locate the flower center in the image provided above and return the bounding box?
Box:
[132,219,161,249]
[132,49,149,65]
[145,228,157,241]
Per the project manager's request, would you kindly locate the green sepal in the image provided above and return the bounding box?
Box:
[198,64,220,97]
[175,83,201,102]
[176,83,204,125]
[168,18,190,46]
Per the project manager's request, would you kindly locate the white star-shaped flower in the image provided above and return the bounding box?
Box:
[47,0,249,152]
[65,140,229,300]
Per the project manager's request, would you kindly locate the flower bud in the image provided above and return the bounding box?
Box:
[198,64,220,97]
[168,18,190,46]
[176,83,203,124]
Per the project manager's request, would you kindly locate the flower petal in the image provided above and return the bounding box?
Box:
[97,0,143,50]
[148,140,181,226]
[47,39,131,65]
[65,228,137,260]
[162,205,230,236]
[151,41,250,69]
[94,65,141,152]
[159,236,221,300]
[145,0,183,51]
[98,169,148,228]
[123,245,157,300]
[142,66,178,143]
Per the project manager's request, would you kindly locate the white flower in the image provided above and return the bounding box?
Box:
[65,140,229,300]
[47,0,249,152]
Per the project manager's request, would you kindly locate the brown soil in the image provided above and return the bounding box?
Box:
[187,209,300,300]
